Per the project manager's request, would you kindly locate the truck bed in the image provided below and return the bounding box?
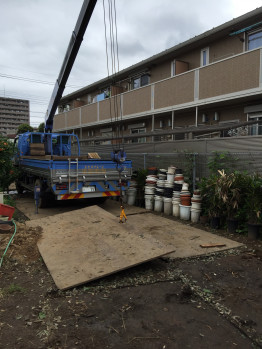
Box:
[18,157,132,181]
[20,153,100,160]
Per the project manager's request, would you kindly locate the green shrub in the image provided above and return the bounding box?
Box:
[0,137,19,192]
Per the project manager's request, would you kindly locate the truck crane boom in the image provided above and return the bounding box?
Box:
[45,0,97,133]
[15,0,132,208]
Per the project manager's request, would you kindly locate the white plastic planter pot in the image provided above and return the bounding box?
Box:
[154,196,163,212]
[163,197,172,216]
[191,208,201,223]
[172,202,180,217]
[179,204,191,220]
[127,188,137,205]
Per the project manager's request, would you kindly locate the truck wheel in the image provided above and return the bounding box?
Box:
[15,181,24,194]
[35,179,47,208]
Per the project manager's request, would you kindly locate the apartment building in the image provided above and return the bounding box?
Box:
[0,97,30,136]
[54,7,262,144]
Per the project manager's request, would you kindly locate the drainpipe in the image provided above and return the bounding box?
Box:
[151,114,155,142]
[195,106,198,127]
[172,111,174,140]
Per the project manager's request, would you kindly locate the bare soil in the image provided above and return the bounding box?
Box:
[0,204,262,348]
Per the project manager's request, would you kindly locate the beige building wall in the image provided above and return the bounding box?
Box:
[67,108,80,128]
[154,71,195,109]
[150,60,172,83]
[209,35,244,63]
[176,50,202,70]
[199,50,260,99]
[218,106,246,123]
[53,113,66,130]
[99,95,121,121]
[81,103,97,124]
[123,86,151,115]
[173,112,195,127]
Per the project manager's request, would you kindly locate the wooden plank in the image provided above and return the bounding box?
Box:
[88,152,101,159]
[30,143,45,156]
[21,155,51,160]
[28,206,175,290]
[21,155,92,161]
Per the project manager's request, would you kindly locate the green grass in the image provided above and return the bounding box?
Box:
[3,194,16,208]
[0,284,26,297]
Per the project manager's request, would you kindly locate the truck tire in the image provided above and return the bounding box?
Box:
[15,181,24,194]
[35,179,47,208]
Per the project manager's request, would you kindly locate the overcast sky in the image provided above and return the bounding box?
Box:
[0,0,262,127]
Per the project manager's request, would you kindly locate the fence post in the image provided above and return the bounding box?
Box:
[144,153,147,170]
[192,153,197,191]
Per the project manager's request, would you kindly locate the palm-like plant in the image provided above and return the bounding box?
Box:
[216,170,241,219]
[244,174,262,224]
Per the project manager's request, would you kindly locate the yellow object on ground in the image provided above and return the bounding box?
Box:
[119,205,127,223]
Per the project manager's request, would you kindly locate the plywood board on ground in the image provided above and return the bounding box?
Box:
[100,199,148,216]
[124,213,243,258]
[27,206,175,290]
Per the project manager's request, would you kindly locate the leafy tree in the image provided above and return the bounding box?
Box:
[0,137,19,191]
[38,122,45,133]
[17,123,34,135]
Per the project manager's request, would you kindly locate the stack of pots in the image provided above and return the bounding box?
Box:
[154,169,167,212]
[144,169,158,210]
[191,189,202,223]
[166,166,176,183]
[162,167,175,216]
[179,182,191,220]
[127,180,137,205]
[172,190,181,217]
[163,181,173,215]
[174,169,184,184]
[158,169,167,180]
[172,169,184,217]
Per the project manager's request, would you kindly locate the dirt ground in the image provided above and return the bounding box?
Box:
[1,196,262,348]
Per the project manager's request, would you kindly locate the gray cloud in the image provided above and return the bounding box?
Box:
[0,0,261,126]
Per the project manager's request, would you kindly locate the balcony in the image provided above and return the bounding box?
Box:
[54,48,262,132]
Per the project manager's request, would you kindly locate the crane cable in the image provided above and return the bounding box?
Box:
[102,0,124,148]
[102,0,126,216]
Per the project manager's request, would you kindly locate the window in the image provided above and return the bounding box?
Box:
[248,114,262,135]
[248,29,262,50]
[132,74,150,89]
[133,77,140,89]
[201,47,209,67]
[141,74,149,87]
[171,60,175,77]
[131,128,146,143]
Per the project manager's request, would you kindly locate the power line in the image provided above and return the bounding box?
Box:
[0,63,87,84]
[0,72,83,88]
[0,91,49,102]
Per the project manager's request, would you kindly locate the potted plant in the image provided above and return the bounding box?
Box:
[198,174,225,229]
[244,174,262,239]
[216,170,243,233]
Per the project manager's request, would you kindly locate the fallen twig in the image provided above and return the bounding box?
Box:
[128,336,160,344]
[200,244,226,248]
[108,326,119,334]
[121,313,126,331]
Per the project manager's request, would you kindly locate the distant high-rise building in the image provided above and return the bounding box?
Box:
[0,97,30,136]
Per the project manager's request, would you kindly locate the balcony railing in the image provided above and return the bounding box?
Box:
[54,48,261,132]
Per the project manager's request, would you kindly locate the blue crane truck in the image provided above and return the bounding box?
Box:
[14,0,132,207]
[15,132,132,207]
